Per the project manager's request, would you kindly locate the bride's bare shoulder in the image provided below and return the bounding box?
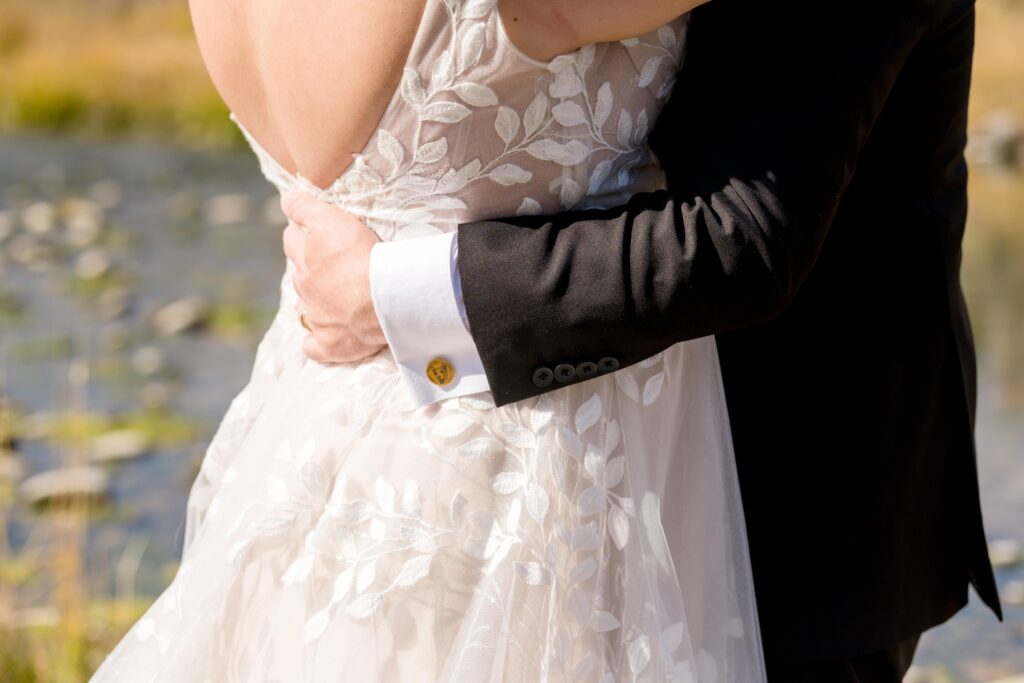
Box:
[500,0,707,62]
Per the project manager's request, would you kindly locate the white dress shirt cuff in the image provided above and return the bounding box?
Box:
[368,231,491,407]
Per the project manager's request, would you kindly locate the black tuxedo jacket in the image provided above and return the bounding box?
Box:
[455,0,1001,665]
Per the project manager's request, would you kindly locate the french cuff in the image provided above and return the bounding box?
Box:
[368,231,490,408]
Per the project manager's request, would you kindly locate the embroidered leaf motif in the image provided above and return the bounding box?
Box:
[594,82,613,128]
[394,554,433,586]
[401,525,438,553]
[614,371,641,403]
[639,352,664,368]
[549,69,584,98]
[576,44,596,72]
[524,93,548,137]
[589,610,621,632]
[604,456,626,489]
[431,50,455,87]
[575,393,602,433]
[495,106,520,144]
[516,197,542,216]
[609,504,630,550]
[330,568,355,604]
[415,138,449,164]
[462,0,496,19]
[579,485,606,517]
[571,522,602,551]
[400,480,423,518]
[459,24,487,71]
[400,68,426,107]
[617,110,634,147]
[531,406,554,434]
[500,422,537,449]
[454,81,497,106]
[637,108,650,141]
[638,56,663,88]
[584,443,606,481]
[302,609,330,642]
[552,101,587,127]
[659,25,678,51]
[514,561,551,585]
[560,178,584,208]
[457,437,502,460]
[422,102,472,123]
[490,164,533,186]
[525,480,550,522]
[643,372,665,405]
[569,556,597,584]
[557,424,584,460]
[377,129,405,170]
[281,553,314,586]
[434,412,476,438]
[628,634,652,675]
[491,471,527,494]
[661,621,686,654]
[345,592,383,619]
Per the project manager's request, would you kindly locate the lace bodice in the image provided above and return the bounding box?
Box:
[232,0,687,241]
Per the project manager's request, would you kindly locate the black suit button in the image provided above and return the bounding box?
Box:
[532,366,553,388]
[576,361,598,379]
[597,356,620,373]
[554,363,577,383]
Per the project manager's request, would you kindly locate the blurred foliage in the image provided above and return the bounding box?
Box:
[0,0,242,147]
[970,0,1024,123]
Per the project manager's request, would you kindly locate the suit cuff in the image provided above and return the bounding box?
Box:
[368,231,490,407]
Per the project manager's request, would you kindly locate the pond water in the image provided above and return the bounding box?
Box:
[1,134,1021,679]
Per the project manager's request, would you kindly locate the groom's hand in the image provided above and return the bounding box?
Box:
[280,189,387,364]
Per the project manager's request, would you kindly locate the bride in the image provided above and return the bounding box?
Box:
[92,0,765,680]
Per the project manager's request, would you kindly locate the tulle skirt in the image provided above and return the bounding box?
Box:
[91,266,765,682]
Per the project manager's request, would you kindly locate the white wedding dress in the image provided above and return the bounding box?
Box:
[92,1,765,680]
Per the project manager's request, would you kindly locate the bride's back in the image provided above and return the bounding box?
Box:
[190,0,429,189]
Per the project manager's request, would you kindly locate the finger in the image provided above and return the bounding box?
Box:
[302,332,332,364]
[282,221,307,270]
[281,189,341,230]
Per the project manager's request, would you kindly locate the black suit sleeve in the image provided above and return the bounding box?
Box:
[455,0,957,406]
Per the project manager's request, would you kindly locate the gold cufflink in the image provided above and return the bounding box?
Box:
[426,357,455,386]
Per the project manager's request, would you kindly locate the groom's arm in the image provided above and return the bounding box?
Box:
[451,0,962,406]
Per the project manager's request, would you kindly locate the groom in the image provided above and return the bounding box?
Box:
[280,0,1003,679]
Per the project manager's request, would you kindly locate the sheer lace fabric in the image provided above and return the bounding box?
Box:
[91,0,766,680]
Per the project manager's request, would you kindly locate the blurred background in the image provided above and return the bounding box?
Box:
[0,0,1021,681]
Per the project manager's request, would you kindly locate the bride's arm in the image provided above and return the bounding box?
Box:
[501,0,710,62]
